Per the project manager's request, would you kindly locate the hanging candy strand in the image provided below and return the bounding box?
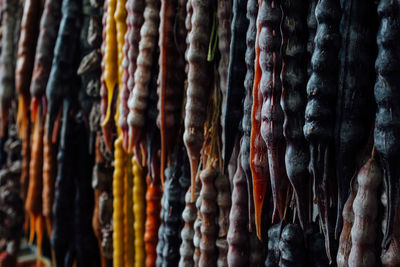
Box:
[30,0,62,122]
[127,0,160,150]
[303,0,341,261]
[184,0,212,200]
[101,0,118,128]
[223,0,247,171]
[100,0,116,151]
[122,154,134,266]
[259,0,290,222]
[114,0,127,117]
[250,3,270,238]
[52,100,75,267]
[157,0,186,184]
[25,113,44,259]
[241,0,258,232]
[45,0,82,141]
[112,137,126,267]
[133,157,146,266]
[42,116,57,237]
[119,0,145,150]
[280,0,310,229]
[15,0,41,136]
[0,0,18,135]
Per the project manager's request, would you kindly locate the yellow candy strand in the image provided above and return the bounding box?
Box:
[102,0,118,126]
[114,0,127,126]
[113,137,127,267]
[133,157,146,266]
[112,1,130,265]
[124,153,135,267]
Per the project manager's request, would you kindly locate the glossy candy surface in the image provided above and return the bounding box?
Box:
[304,0,341,261]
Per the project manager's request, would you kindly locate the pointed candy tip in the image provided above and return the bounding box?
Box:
[101,83,116,127]
[35,215,43,259]
[382,231,392,249]
[121,130,129,152]
[51,109,62,144]
[327,248,332,264]
[29,215,35,244]
[271,205,277,224]
[160,149,166,186]
[31,98,39,123]
[127,135,134,154]
[128,128,140,154]
[255,215,262,240]
[254,199,263,240]
[100,102,112,128]
[160,170,165,187]
[322,218,332,264]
